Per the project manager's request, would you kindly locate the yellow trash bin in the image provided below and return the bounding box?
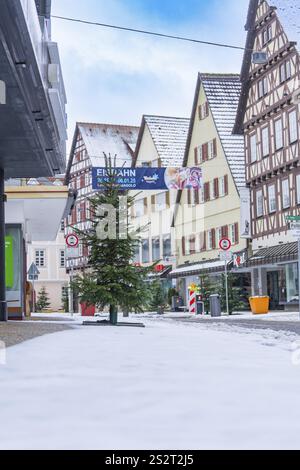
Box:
[249,296,270,315]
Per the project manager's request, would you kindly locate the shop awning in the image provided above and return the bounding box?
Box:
[168,259,226,279]
[246,242,298,267]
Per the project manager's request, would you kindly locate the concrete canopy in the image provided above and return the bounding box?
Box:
[5,186,75,242]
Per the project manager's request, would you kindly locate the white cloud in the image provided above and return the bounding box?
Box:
[51,0,249,149]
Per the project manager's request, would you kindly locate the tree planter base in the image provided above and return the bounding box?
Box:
[82,320,145,328]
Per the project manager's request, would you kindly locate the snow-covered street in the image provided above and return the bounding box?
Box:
[1,318,300,450]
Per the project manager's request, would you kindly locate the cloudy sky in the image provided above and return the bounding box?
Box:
[51,0,250,146]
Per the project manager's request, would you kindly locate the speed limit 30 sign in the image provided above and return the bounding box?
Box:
[219,237,232,251]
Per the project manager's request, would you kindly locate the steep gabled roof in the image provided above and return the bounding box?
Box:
[65,122,139,183]
[201,74,245,190]
[233,0,300,134]
[134,115,189,167]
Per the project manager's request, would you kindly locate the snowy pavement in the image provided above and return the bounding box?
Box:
[1,317,300,449]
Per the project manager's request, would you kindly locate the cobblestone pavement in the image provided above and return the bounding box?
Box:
[172,316,300,335]
[0,321,74,348]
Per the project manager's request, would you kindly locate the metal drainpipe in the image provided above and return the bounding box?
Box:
[0,168,7,321]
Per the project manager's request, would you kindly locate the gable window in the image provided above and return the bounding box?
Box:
[194,146,203,165]
[258,77,268,98]
[199,102,209,120]
[229,224,236,245]
[274,119,283,150]
[261,126,270,157]
[219,176,226,197]
[282,179,290,209]
[35,250,45,268]
[262,24,272,45]
[141,161,151,168]
[280,60,292,83]
[289,110,298,144]
[209,181,215,200]
[256,189,263,217]
[207,230,213,251]
[250,134,257,163]
[216,227,222,246]
[208,139,217,159]
[268,184,276,213]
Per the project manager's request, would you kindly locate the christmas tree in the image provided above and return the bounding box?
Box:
[149,281,168,314]
[73,155,153,324]
[218,272,246,315]
[36,286,51,311]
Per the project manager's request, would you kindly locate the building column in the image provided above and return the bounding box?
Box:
[0,168,7,321]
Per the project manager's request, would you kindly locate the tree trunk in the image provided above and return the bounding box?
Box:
[123,307,129,318]
[109,304,118,325]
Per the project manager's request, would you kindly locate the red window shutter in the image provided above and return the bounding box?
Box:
[165,192,170,207]
[224,175,229,195]
[151,195,156,207]
[211,229,216,250]
[221,225,228,238]
[214,178,219,198]
[81,202,86,221]
[235,223,239,245]
[200,232,206,251]
[194,189,200,205]
[205,102,209,118]
[81,174,85,187]
[194,147,198,165]
[188,189,191,206]
[144,198,148,214]
[198,105,202,120]
[202,143,208,161]
[204,182,210,202]
[213,138,217,158]
[182,236,186,256]
[190,236,196,254]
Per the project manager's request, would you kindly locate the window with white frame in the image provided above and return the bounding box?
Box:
[60,220,65,232]
[152,237,160,261]
[142,239,150,263]
[216,228,222,246]
[209,181,215,200]
[282,179,290,209]
[258,77,268,98]
[207,230,213,250]
[196,146,203,164]
[296,174,300,205]
[229,224,236,245]
[280,60,292,83]
[163,234,172,257]
[274,118,283,150]
[261,126,270,157]
[156,192,166,211]
[268,184,276,213]
[262,24,272,45]
[250,134,257,163]
[60,249,65,268]
[256,189,263,217]
[134,199,144,217]
[289,110,298,144]
[219,176,226,197]
[35,250,45,267]
[85,172,90,187]
[208,140,215,159]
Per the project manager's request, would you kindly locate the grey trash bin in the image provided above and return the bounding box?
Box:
[210,294,221,317]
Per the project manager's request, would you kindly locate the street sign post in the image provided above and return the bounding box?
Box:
[286,216,300,320]
[27,263,40,314]
[66,234,79,316]
[219,238,232,316]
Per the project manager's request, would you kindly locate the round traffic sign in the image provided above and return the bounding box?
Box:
[66,233,79,248]
[219,237,232,251]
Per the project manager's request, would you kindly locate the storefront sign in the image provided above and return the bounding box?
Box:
[5,236,14,288]
[92,167,203,191]
[233,252,247,268]
[240,187,251,239]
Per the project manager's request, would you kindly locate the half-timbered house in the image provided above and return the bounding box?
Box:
[65,122,139,274]
[234,0,300,309]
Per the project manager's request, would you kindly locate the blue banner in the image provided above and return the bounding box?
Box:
[92,167,203,191]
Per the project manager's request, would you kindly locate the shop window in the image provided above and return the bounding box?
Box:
[152,237,160,261]
[163,234,172,257]
[142,239,150,263]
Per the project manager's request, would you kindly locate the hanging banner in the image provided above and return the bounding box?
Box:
[240,187,252,239]
[92,167,203,191]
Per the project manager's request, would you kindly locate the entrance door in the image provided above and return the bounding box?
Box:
[267,271,280,310]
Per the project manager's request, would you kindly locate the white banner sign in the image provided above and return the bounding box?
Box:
[66,247,79,258]
[240,187,252,239]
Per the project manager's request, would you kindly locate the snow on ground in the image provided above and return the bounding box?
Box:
[1,318,300,450]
